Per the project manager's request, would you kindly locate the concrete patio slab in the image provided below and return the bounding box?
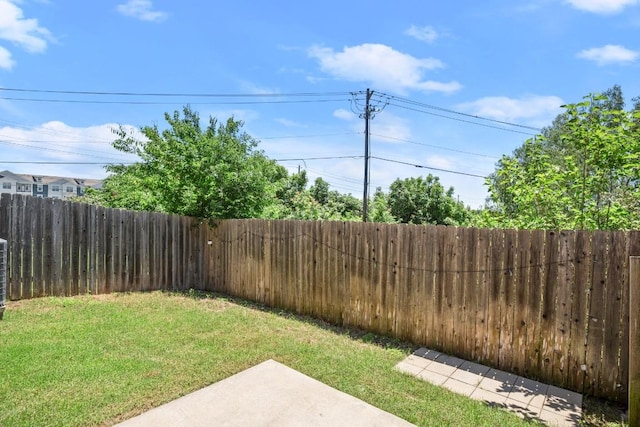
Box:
[395,348,583,427]
[116,359,415,427]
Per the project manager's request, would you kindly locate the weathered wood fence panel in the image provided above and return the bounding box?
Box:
[0,194,204,297]
[206,219,637,403]
[0,193,636,403]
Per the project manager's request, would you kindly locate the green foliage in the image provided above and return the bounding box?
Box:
[310,177,330,205]
[485,87,640,230]
[387,175,470,225]
[91,106,285,220]
[368,187,397,223]
[266,175,362,221]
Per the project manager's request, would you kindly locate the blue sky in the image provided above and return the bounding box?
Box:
[1,0,639,207]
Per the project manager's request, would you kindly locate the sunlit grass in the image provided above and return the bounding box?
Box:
[1,291,547,426]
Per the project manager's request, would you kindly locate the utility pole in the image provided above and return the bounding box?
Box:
[362,88,373,222]
[350,88,387,222]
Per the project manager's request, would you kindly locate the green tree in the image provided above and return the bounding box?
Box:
[310,177,330,205]
[95,106,284,220]
[486,85,630,216]
[387,175,469,225]
[368,187,397,223]
[485,91,640,230]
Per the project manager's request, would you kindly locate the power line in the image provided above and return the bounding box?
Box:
[0,156,365,165]
[0,132,361,144]
[0,161,134,165]
[0,87,351,98]
[370,156,487,179]
[0,140,132,162]
[275,156,364,162]
[258,132,360,140]
[369,133,499,159]
[375,92,542,132]
[386,102,537,136]
[0,96,350,106]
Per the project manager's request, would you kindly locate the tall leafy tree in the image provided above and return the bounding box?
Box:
[387,175,469,225]
[97,106,284,220]
[485,89,640,230]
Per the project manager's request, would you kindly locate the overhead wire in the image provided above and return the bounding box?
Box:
[373,91,542,132]
[369,133,500,159]
[385,102,538,136]
[0,87,352,97]
[370,156,487,179]
[0,96,351,106]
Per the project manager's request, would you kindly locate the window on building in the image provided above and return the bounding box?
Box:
[17,184,30,192]
[37,184,43,192]
[2,182,11,189]
[66,186,74,193]
[51,185,60,192]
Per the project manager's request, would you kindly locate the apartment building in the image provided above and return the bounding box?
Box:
[0,170,102,199]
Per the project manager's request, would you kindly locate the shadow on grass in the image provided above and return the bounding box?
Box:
[171,288,415,352]
[581,396,627,426]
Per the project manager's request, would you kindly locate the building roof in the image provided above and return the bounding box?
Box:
[0,170,33,184]
[15,173,103,188]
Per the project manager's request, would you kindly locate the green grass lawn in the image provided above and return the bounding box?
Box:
[0,291,620,426]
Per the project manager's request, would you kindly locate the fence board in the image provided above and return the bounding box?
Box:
[585,231,608,396]
[498,228,514,369]
[51,199,63,295]
[568,230,591,392]
[552,230,575,387]
[42,198,54,297]
[459,227,475,359]
[416,226,432,346]
[9,195,24,300]
[524,230,544,378]
[540,230,559,381]
[476,228,491,362]
[398,224,415,342]
[31,197,44,297]
[384,224,398,336]
[486,228,502,366]
[605,232,626,400]
[22,197,33,299]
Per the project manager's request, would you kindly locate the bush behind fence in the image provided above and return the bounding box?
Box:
[0,193,635,403]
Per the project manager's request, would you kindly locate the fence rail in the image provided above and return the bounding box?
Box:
[0,193,636,403]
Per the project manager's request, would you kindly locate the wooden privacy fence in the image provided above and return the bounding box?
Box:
[208,219,638,403]
[0,194,209,298]
[0,193,636,403]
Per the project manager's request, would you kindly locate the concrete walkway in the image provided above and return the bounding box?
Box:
[395,348,582,427]
[115,359,414,427]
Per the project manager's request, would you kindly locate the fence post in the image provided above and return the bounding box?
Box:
[630,256,640,427]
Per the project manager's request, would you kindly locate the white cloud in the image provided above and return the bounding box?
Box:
[308,43,462,95]
[425,155,453,170]
[0,45,14,69]
[275,118,307,128]
[116,0,168,22]
[405,25,439,43]
[369,112,413,143]
[577,44,639,65]
[0,0,53,69]
[333,108,355,121]
[0,121,140,178]
[456,95,564,126]
[564,0,638,14]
